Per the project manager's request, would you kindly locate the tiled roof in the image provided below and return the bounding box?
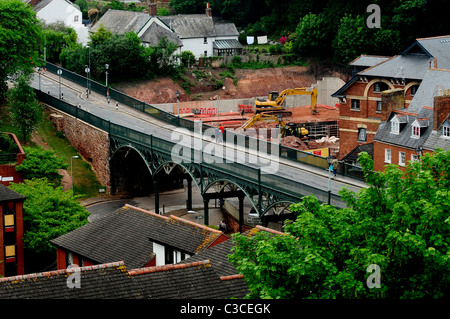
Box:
[375,68,450,151]
[348,55,390,68]
[160,14,216,39]
[90,9,150,34]
[0,262,139,299]
[129,260,233,299]
[140,22,183,47]
[51,205,226,269]
[0,183,25,202]
[359,54,430,80]
[0,260,243,299]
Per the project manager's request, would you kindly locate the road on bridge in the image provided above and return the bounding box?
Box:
[30,70,367,209]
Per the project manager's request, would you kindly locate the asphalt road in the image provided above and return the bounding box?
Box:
[30,70,367,205]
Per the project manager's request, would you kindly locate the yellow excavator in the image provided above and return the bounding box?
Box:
[239,113,309,139]
[255,87,318,115]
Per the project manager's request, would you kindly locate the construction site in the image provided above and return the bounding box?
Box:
[116,67,344,158]
[181,87,340,158]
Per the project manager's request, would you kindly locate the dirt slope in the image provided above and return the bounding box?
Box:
[113,66,322,104]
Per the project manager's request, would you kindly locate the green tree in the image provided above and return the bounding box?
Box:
[229,150,450,299]
[9,178,90,254]
[41,21,78,63]
[293,13,332,59]
[7,75,43,143]
[0,0,43,103]
[332,14,370,64]
[16,146,68,185]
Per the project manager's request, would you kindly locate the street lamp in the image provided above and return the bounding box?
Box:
[71,155,79,192]
[105,64,110,121]
[85,64,90,98]
[326,155,333,205]
[57,67,62,99]
[38,67,42,91]
[87,45,91,94]
[176,90,180,117]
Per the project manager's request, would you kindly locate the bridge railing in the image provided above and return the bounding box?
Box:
[41,61,364,181]
[35,89,346,208]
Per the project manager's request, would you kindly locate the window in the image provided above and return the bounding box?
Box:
[204,37,208,44]
[391,120,399,134]
[399,151,406,166]
[357,128,367,142]
[443,125,450,138]
[74,15,79,23]
[411,154,418,162]
[204,50,207,57]
[376,101,382,113]
[374,82,388,93]
[385,148,391,163]
[410,85,418,96]
[412,125,420,138]
[351,99,360,110]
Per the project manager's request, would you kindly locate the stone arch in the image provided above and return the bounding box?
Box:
[363,78,395,97]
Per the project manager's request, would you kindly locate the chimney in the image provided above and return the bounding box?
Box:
[206,2,212,17]
[149,0,157,16]
[380,88,405,121]
[433,94,450,130]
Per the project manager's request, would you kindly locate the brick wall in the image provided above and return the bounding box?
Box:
[46,107,111,191]
[373,141,432,172]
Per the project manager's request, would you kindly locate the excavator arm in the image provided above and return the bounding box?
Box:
[255,87,318,114]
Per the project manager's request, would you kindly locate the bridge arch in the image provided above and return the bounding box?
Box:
[109,145,153,196]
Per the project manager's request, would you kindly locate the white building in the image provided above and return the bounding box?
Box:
[89,3,242,59]
[32,0,89,45]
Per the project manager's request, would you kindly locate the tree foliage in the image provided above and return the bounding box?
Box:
[0,0,43,103]
[16,146,68,185]
[7,75,43,143]
[9,178,90,254]
[229,150,450,299]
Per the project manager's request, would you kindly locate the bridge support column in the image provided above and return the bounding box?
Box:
[238,195,244,233]
[186,178,192,211]
[203,198,209,225]
[154,178,159,214]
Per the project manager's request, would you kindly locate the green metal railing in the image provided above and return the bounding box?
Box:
[35,89,346,208]
[42,61,364,181]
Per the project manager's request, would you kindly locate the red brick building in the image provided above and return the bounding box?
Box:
[0,184,25,277]
[332,36,450,164]
[373,68,450,171]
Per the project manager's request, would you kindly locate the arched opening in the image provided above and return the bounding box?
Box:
[110,146,153,196]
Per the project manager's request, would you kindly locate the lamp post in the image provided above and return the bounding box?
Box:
[71,155,79,192]
[326,155,333,205]
[38,67,42,91]
[57,67,62,99]
[176,90,180,117]
[87,45,91,94]
[105,64,110,121]
[85,64,90,98]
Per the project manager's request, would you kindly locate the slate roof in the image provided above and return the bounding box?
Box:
[358,54,430,80]
[0,260,241,299]
[140,22,182,47]
[160,14,216,39]
[374,68,450,151]
[51,205,226,269]
[0,262,139,299]
[423,119,450,151]
[403,35,450,70]
[213,21,239,37]
[90,9,150,34]
[349,55,390,68]
[0,183,25,202]
[129,260,233,299]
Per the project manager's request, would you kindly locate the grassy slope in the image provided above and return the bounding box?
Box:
[0,105,104,199]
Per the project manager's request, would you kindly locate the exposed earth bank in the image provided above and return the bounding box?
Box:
[113,65,347,105]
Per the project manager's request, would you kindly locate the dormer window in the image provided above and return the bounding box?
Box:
[443,122,450,138]
[411,119,428,139]
[412,124,420,138]
[391,117,400,134]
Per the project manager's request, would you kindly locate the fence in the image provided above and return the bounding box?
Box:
[41,61,364,181]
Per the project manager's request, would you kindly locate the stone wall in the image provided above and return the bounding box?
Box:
[46,106,111,191]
